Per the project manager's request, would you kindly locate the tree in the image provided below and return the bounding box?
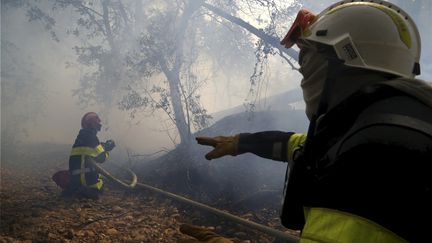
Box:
[120,0,302,143]
[21,0,215,145]
[113,0,207,145]
[119,0,265,145]
[22,0,303,147]
[52,0,133,110]
[200,1,301,113]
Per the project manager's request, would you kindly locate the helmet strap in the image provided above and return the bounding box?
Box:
[413,62,421,76]
[303,57,344,159]
[315,57,344,117]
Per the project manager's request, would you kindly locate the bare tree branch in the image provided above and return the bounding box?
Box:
[201,2,298,62]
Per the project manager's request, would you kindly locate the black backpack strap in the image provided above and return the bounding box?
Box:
[321,113,432,171]
[346,113,432,140]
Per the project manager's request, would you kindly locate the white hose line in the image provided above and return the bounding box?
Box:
[90,161,299,242]
[135,181,300,242]
[90,160,137,188]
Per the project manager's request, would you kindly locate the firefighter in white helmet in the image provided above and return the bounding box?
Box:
[195,1,432,242]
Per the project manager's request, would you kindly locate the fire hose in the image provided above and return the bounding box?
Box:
[91,161,300,243]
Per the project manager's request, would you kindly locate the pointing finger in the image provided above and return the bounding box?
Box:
[196,137,217,146]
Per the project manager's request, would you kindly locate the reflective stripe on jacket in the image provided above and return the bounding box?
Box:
[287,133,307,161]
[69,128,108,190]
[70,144,106,157]
[70,144,106,190]
[300,208,408,243]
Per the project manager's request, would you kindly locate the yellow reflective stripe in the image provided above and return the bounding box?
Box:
[326,2,411,47]
[70,144,105,157]
[301,207,408,243]
[94,144,105,155]
[287,133,307,161]
[80,155,86,186]
[88,177,103,190]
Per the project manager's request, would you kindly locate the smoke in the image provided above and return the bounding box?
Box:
[1,0,431,163]
[0,1,297,158]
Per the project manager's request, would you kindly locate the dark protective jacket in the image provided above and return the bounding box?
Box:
[68,128,109,190]
[238,83,432,242]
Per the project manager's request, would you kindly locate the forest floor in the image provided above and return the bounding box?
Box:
[0,144,299,243]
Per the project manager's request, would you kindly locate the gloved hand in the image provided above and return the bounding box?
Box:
[196,135,240,160]
[103,139,116,151]
[179,224,240,243]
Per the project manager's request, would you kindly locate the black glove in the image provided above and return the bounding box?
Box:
[103,139,116,151]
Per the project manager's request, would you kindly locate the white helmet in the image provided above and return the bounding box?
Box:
[281,0,421,78]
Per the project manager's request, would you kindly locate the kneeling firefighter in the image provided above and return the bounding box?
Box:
[62,112,116,199]
[196,1,432,242]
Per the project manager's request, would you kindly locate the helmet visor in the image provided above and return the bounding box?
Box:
[280,9,317,48]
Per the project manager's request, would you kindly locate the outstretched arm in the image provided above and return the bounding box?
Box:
[238,131,293,161]
[197,131,306,162]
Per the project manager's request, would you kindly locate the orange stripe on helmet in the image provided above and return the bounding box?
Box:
[280,9,317,48]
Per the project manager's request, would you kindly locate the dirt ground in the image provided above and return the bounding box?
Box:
[0,144,298,243]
